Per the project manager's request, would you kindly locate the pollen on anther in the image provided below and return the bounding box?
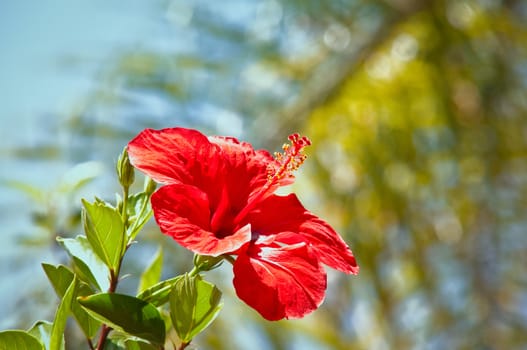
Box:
[267,133,312,184]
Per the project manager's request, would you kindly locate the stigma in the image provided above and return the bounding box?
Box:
[268,133,312,184]
[233,133,311,225]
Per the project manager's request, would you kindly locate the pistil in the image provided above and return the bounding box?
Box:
[233,133,311,225]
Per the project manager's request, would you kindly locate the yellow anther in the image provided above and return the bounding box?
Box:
[267,133,312,185]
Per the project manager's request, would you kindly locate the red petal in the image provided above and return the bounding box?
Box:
[152,184,251,256]
[233,232,326,320]
[127,128,224,195]
[246,194,359,274]
[209,136,293,204]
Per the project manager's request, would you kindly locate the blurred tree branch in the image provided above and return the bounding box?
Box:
[256,0,432,147]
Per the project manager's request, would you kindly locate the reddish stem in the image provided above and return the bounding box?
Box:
[95,269,119,350]
[95,326,111,350]
[178,342,190,350]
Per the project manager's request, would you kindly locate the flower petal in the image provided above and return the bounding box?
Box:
[152,184,251,256]
[246,194,359,274]
[127,128,224,191]
[233,232,327,321]
[209,136,293,203]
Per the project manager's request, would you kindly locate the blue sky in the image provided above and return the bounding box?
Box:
[0,0,161,147]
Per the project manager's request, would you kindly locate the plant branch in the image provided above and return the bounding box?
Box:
[256,3,430,148]
[95,325,112,350]
[95,268,120,350]
[178,341,190,350]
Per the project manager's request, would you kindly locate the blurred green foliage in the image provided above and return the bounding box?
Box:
[4,0,527,349]
[301,1,527,349]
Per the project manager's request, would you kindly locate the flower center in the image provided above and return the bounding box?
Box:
[233,133,311,225]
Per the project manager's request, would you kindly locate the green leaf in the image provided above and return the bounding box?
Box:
[100,339,125,350]
[41,264,101,339]
[82,199,126,271]
[137,276,182,307]
[126,192,153,242]
[78,293,165,346]
[49,277,77,350]
[57,236,109,291]
[28,321,53,350]
[71,256,103,291]
[123,339,159,350]
[0,330,45,350]
[103,338,158,350]
[42,264,74,297]
[169,274,223,343]
[73,283,101,338]
[2,180,45,203]
[46,265,103,337]
[58,161,103,194]
[138,247,163,294]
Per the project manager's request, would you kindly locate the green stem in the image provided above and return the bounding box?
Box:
[121,186,129,227]
[188,266,200,277]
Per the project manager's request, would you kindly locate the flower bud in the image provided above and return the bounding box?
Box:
[117,147,135,188]
[144,176,157,196]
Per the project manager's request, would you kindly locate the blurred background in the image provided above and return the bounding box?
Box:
[1,0,527,349]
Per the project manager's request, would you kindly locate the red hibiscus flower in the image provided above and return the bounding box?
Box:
[127,127,358,320]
